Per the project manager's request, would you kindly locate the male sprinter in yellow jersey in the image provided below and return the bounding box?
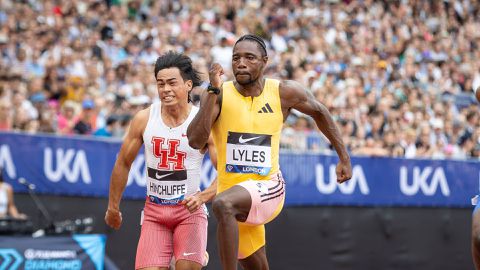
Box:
[187,34,352,270]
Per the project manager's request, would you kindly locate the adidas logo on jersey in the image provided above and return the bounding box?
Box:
[258,103,274,113]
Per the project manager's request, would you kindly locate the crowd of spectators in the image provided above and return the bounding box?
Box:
[0,0,479,160]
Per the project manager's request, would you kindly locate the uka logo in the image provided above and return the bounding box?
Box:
[0,145,16,179]
[44,148,92,184]
[315,164,370,194]
[399,166,450,196]
[315,164,450,196]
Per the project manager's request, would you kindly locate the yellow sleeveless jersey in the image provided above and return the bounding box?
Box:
[212,79,283,193]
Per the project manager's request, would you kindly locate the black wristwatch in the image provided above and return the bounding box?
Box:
[201,81,221,95]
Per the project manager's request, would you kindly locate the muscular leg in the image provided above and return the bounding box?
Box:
[473,209,480,269]
[212,185,252,270]
[239,246,269,270]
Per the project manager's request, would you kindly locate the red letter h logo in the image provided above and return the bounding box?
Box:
[151,137,186,170]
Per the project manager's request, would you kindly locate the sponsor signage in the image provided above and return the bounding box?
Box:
[0,234,105,270]
[1,132,478,207]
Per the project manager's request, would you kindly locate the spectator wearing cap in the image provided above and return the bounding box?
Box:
[30,92,46,104]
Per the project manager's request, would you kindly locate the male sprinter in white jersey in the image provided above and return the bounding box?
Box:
[105,51,217,270]
[472,86,480,270]
[188,34,352,270]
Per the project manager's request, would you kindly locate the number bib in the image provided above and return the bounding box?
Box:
[146,167,188,205]
[225,132,272,176]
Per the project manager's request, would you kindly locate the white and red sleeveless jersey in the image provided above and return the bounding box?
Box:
[142,103,204,205]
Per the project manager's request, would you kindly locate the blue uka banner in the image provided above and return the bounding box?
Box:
[0,132,479,207]
[280,154,479,207]
[0,234,106,270]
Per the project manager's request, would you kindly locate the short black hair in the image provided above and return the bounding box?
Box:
[154,51,202,87]
[234,34,268,57]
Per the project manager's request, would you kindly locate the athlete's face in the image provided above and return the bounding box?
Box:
[156,67,192,107]
[232,41,268,86]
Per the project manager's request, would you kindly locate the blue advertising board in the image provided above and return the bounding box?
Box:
[0,234,106,270]
[0,132,478,207]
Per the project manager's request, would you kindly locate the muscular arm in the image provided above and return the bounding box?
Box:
[107,109,148,212]
[188,63,224,150]
[183,136,218,212]
[187,91,221,149]
[280,80,351,181]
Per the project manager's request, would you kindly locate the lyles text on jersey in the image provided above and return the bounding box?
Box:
[232,149,266,163]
